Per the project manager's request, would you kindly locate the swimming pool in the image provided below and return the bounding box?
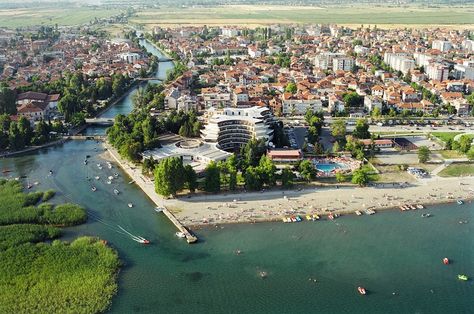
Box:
[315,163,347,172]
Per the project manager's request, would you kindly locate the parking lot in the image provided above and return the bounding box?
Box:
[285,126,307,149]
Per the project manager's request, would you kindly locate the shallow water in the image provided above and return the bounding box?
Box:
[1,140,473,314]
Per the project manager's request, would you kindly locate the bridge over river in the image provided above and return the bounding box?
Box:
[85,118,114,126]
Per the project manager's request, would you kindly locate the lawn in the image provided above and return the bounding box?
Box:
[431,132,463,143]
[438,150,465,159]
[438,163,474,177]
[132,4,474,27]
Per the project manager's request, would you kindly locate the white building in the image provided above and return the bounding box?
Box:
[201,106,274,151]
[453,61,474,80]
[432,40,452,52]
[461,40,474,52]
[143,139,232,173]
[383,52,415,74]
[119,52,140,64]
[314,52,345,70]
[282,99,323,115]
[354,45,369,55]
[426,63,449,81]
[364,95,383,112]
[221,28,239,37]
[332,56,355,72]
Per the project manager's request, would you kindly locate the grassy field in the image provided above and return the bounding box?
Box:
[438,150,465,159]
[438,163,474,177]
[0,6,122,28]
[132,5,474,28]
[431,132,463,143]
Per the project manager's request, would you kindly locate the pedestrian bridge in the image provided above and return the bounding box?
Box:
[67,135,106,141]
[85,118,114,126]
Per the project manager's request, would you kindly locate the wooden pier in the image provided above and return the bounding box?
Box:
[162,209,198,243]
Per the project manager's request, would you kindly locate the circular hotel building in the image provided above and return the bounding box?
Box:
[201,106,274,151]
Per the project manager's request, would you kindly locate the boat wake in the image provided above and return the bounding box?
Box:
[117,225,149,243]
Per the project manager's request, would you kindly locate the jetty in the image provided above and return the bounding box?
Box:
[104,143,198,244]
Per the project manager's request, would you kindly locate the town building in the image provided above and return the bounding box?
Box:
[201,106,274,151]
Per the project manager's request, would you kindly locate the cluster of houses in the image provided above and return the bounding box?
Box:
[11,91,60,123]
[0,27,151,90]
[152,24,473,118]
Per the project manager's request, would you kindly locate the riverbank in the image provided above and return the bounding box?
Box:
[0,138,67,158]
[99,142,474,228]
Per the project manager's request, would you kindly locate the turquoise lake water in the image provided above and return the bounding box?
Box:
[1,140,473,314]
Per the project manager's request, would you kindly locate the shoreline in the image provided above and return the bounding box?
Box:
[100,141,474,231]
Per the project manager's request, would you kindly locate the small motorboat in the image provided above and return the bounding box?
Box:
[108,176,114,181]
[355,210,362,216]
[114,173,119,178]
[154,207,164,213]
[306,215,312,221]
[84,160,88,165]
[358,286,367,295]
[259,271,268,279]
[443,258,449,265]
[416,204,424,209]
[282,217,288,223]
[27,184,32,189]
[49,170,53,175]
[457,200,464,205]
[295,216,302,222]
[128,203,133,208]
[458,274,468,281]
[312,214,320,220]
[421,213,431,218]
[113,189,120,195]
[138,239,150,244]
[95,176,100,180]
[91,186,97,192]
[107,180,112,185]
[328,213,334,220]
[175,232,186,238]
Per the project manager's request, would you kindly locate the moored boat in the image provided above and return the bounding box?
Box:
[421,213,431,218]
[457,200,464,205]
[312,214,320,220]
[355,210,362,216]
[416,204,424,209]
[358,286,367,295]
[175,232,186,238]
[154,207,164,213]
[306,215,312,221]
[128,203,133,208]
[91,186,97,192]
[458,274,468,281]
[113,189,120,195]
[328,213,334,220]
[443,257,449,265]
[295,216,302,222]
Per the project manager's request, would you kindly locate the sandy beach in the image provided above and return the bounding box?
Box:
[102,143,474,228]
[167,176,474,226]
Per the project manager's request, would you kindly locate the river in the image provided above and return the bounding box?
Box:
[0,41,473,313]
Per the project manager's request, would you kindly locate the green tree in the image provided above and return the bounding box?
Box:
[258,155,277,186]
[241,138,267,168]
[351,169,369,186]
[352,119,370,139]
[204,161,221,193]
[0,87,17,115]
[467,148,474,160]
[8,122,25,150]
[331,120,346,140]
[184,165,197,193]
[281,167,294,188]
[285,82,297,94]
[418,146,430,163]
[17,117,33,146]
[298,159,315,182]
[458,135,472,153]
[244,166,263,191]
[342,92,362,109]
[371,107,381,118]
[335,172,346,183]
[154,157,185,197]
